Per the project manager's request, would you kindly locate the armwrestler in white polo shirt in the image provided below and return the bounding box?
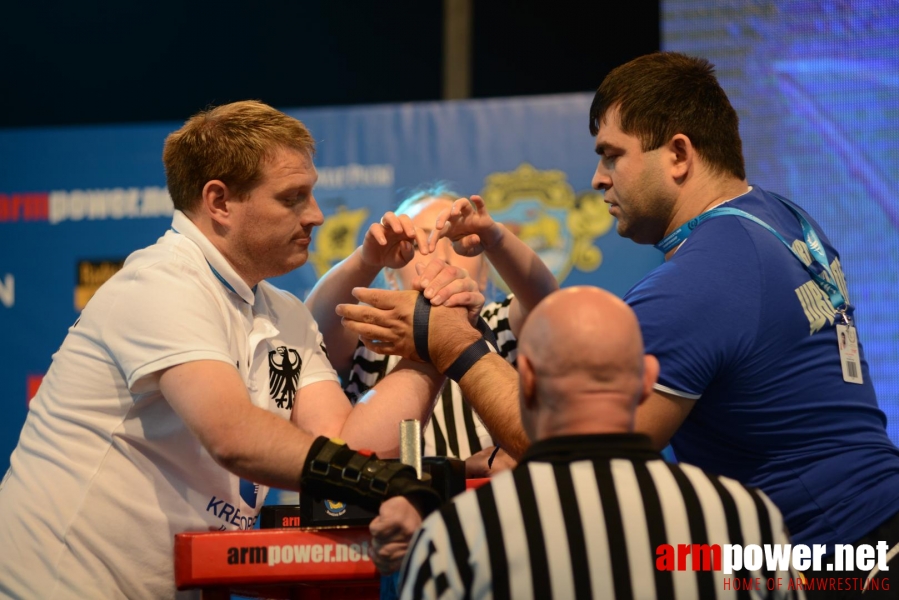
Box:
[0,101,446,599]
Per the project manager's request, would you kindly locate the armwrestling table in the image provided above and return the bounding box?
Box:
[174,478,490,599]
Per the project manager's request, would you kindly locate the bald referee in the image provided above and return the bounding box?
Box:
[393,287,805,599]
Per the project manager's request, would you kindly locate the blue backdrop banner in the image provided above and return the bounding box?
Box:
[0,93,662,472]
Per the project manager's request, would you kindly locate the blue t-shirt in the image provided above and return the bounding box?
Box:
[625,185,899,548]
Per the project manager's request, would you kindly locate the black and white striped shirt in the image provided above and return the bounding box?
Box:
[399,434,805,600]
[344,296,517,460]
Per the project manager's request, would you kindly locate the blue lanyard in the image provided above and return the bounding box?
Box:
[171,227,256,301]
[654,195,847,312]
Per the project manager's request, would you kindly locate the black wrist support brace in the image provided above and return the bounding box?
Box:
[300,436,442,516]
[413,292,497,383]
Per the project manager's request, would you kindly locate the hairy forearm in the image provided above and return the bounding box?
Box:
[425,314,528,457]
[486,224,558,313]
[305,247,382,377]
[455,353,529,459]
[428,325,529,459]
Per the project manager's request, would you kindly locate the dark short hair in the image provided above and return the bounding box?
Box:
[163,100,316,212]
[590,52,746,180]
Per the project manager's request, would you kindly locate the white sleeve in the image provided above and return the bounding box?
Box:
[98,261,234,391]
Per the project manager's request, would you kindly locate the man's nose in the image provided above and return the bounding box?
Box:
[592,166,611,191]
[304,194,325,226]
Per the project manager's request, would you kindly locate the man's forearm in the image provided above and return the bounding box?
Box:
[486,223,559,314]
[334,288,530,459]
[428,326,529,458]
[160,360,315,491]
[305,247,382,377]
[455,353,529,459]
[339,359,444,457]
[425,299,530,459]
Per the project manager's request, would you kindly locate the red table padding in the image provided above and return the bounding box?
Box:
[175,527,379,599]
[175,481,491,598]
[466,477,489,490]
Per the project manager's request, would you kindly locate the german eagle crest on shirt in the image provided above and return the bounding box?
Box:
[268,345,302,410]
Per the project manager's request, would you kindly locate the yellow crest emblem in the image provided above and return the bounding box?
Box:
[308,206,369,278]
[481,163,613,287]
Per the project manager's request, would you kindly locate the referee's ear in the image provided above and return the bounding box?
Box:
[518,354,538,410]
[639,355,660,405]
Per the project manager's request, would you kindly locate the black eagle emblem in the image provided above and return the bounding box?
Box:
[268,346,302,410]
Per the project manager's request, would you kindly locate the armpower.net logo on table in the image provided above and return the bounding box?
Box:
[228,541,372,567]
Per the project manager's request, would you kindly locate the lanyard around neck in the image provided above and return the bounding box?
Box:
[653,194,847,313]
[171,226,256,302]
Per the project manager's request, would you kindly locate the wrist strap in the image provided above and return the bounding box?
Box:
[414,292,497,377]
[413,293,432,363]
[301,437,442,515]
[444,337,493,383]
[474,315,498,349]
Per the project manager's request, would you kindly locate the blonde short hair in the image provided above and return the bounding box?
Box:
[163,100,316,212]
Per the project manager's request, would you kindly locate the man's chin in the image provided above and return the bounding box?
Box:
[616,221,633,239]
[617,225,659,246]
[267,253,309,279]
[288,252,309,272]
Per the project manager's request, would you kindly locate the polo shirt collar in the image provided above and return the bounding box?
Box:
[521,433,661,464]
[171,210,257,306]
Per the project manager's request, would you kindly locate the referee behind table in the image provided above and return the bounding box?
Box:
[398,286,806,600]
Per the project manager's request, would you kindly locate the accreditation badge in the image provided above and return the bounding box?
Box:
[836,323,863,384]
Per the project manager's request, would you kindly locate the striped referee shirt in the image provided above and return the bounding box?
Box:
[344,296,518,460]
[399,434,805,600]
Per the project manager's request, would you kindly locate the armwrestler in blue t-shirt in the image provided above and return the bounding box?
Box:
[589,52,899,573]
[342,52,898,595]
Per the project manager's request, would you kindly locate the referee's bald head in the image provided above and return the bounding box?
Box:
[517,286,659,440]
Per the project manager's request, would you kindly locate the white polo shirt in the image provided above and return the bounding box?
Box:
[0,211,338,599]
